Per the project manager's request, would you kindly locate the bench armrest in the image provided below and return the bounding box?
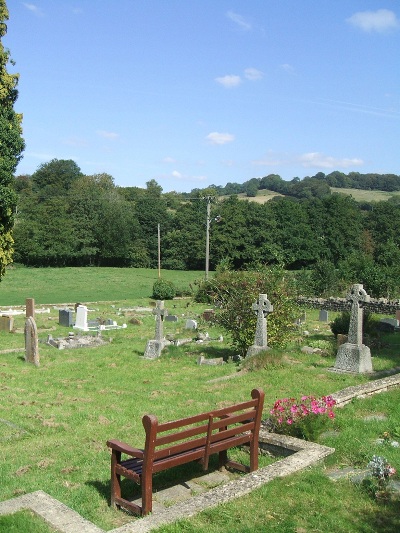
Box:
[107,439,144,459]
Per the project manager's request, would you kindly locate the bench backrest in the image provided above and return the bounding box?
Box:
[142,388,264,474]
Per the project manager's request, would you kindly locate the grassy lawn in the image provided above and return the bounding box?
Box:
[0,267,399,531]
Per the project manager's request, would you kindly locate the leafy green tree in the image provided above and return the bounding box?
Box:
[31,159,83,197]
[0,1,24,277]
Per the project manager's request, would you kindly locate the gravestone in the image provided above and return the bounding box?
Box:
[202,309,215,321]
[144,300,168,359]
[319,310,329,322]
[165,315,178,322]
[333,284,372,373]
[185,319,197,330]
[26,298,35,318]
[25,316,39,366]
[0,315,13,332]
[74,305,89,331]
[246,293,273,357]
[59,309,73,327]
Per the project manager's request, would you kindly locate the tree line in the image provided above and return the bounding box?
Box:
[188,171,400,199]
[12,159,400,297]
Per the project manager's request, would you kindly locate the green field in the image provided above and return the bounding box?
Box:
[0,267,399,532]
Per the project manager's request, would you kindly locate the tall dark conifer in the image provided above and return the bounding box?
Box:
[0,0,24,278]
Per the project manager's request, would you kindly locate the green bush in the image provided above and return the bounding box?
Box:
[152,278,176,300]
[195,266,299,357]
[330,310,379,337]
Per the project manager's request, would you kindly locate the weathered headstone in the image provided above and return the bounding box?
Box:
[165,315,178,322]
[319,310,329,322]
[333,284,372,373]
[185,319,197,330]
[202,309,215,321]
[25,298,35,319]
[59,309,73,327]
[25,316,39,366]
[246,293,273,357]
[144,300,168,359]
[74,305,89,331]
[0,315,13,332]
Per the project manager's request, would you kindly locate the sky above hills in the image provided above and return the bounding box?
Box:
[5,1,400,192]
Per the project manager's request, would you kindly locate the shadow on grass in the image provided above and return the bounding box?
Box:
[357,498,400,533]
[87,455,225,506]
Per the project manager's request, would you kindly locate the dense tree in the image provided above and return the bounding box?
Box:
[31,159,83,197]
[0,1,24,278]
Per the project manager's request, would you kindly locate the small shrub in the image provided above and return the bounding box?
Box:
[330,310,379,338]
[152,278,176,300]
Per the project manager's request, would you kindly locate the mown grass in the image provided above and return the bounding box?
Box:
[0,267,399,531]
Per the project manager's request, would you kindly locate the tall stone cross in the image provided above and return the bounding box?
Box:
[153,300,168,342]
[246,294,273,357]
[347,284,370,345]
[333,283,372,374]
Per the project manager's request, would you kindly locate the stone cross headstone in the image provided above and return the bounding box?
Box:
[333,284,372,373]
[25,316,39,366]
[26,298,35,319]
[144,300,168,359]
[246,293,273,357]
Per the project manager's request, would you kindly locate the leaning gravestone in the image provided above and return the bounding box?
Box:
[0,315,13,332]
[246,293,273,357]
[333,284,372,373]
[319,310,329,322]
[25,316,39,366]
[144,300,168,359]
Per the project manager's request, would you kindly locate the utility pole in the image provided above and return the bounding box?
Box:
[205,197,211,280]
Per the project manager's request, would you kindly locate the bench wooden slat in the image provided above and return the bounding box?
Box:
[107,387,265,517]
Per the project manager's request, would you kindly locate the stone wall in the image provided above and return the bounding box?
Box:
[297,296,400,315]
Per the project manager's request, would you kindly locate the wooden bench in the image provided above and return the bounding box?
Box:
[106,387,264,516]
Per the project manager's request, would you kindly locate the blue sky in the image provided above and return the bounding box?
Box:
[5,1,400,192]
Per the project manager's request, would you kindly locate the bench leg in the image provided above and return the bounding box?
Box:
[249,437,259,472]
[141,471,153,516]
[219,450,228,470]
[110,451,121,508]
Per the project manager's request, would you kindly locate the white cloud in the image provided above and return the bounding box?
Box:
[226,11,251,31]
[244,68,263,81]
[162,156,176,164]
[172,170,182,178]
[206,132,235,145]
[346,9,399,32]
[299,152,364,169]
[215,75,242,88]
[23,3,44,16]
[97,130,119,140]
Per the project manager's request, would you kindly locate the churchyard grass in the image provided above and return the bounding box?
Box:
[0,268,399,530]
[0,509,57,532]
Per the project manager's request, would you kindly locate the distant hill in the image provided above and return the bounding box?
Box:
[226,187,400,204]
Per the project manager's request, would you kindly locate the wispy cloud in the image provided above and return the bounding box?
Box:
[346,9,399,33]
[281,63,295,74]
[215,74,242,88]
[244,67,263,81]
[315,98,400,119]
[299,152,364,169]
[23,3,44,16]
[226,11,251,31]
[162,156,177,164]
[63,137,89,148]
[206,132,235,145]
[96,130,119,140]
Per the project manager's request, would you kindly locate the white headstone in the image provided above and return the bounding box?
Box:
[185,319,197,330]
[74,305,88,331]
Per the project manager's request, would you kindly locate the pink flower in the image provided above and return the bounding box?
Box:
[287,418,293,425]
[328,411,335,419]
